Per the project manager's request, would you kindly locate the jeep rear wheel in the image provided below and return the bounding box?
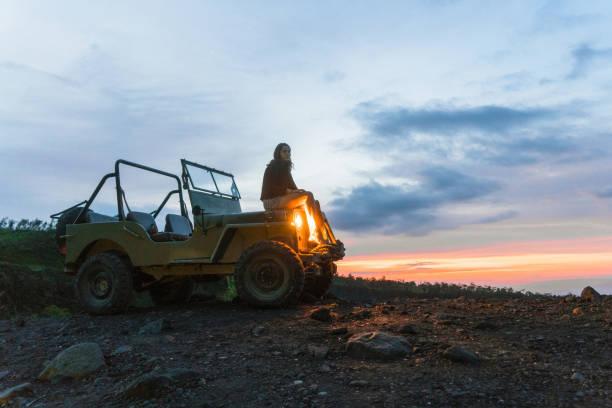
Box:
[150,278,195,306]
[235,241,305,307]
[75,252,133,315]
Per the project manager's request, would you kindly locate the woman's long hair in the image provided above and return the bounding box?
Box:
[269,142,293,169]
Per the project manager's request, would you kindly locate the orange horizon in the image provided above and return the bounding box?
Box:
[337,236,612,287]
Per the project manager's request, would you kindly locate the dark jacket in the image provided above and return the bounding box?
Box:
[260,160,297,200]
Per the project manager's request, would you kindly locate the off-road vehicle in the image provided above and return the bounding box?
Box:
[51,159,344,314]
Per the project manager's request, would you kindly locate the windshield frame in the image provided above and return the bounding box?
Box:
[180,159,241,200]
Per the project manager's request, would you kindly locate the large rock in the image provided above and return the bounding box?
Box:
[310,307,333,323]
[112,345,133,356]
[39,342,105,380]
[122,372,173,398]
[398,323,418,334]
[581,286,601,302]
[442,345,479,364]
[346,331,411,361]
[138,318,171,335]
[0,382,32,402]
[308,345,329,360]
[122,369,200,399]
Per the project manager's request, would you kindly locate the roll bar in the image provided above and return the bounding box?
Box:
[114,159,187,221]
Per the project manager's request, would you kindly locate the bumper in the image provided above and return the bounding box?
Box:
[307,240,345,264]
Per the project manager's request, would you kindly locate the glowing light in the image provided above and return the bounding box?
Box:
[303,204,319,243]
[293,212,303,228]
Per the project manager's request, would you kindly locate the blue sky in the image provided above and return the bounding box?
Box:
[2,1,612,289]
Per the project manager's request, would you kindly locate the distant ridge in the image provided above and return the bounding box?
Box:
[514,277,612,296]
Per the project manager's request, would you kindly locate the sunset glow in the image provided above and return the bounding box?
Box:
[337,236,612,287]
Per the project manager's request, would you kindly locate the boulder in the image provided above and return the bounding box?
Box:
[474,321,498,330]
[398,324,417,334]
[330,327,348,335]
[310,307,333,323]
[346,331,411,361]
[442,345,479,364]
[122,372,173,398]
[163,368,200,383]
[581,286,601,302]
[138,318,171,335]
[39,342,105,380]
[121,368,200,398]
[308,345,329,360]
[112,345,133,356]
[0,382,32,402]
[352,309,372,320]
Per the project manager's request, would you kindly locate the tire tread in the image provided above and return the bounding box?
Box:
[75,252,133,315]
[235,240,304,307]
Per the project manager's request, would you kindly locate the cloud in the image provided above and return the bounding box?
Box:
[532,2,597,34]
[352,101,583,167]
[353,103,554,137]
[323,70,346,83]
[0,48,246,220]
[327,166,499,235]
[566,43,612,80]
[402,261,436,269]
[595,187,612,199]
[0,60,78,87]
[476,210,518,224]
[478,134,576,166]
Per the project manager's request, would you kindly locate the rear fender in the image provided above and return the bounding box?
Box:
[68,239,130,274]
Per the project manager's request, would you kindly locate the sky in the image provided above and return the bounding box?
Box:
[2,1,612,294]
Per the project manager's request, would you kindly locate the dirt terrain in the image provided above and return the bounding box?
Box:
[1,293,612,407]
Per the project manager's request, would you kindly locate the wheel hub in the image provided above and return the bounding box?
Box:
[252,260,283,292]
[90,272,112,298]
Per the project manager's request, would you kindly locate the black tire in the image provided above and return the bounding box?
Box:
[303,262,336,298]
[235,240,305,307]
[75,252,133,315]
[150,278,195,306]
[55,207,90,249]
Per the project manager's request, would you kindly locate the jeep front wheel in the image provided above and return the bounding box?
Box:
[235,241,305,307]
[75,252,133,315]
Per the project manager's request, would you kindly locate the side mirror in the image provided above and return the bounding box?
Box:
[193,205,202,216]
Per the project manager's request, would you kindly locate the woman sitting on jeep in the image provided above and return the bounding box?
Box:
[260,143,324,239]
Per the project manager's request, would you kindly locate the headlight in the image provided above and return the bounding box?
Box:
[293,212,304,229]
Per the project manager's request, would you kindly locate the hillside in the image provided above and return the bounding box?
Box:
[2,291,611,407]
[3,223,611,407]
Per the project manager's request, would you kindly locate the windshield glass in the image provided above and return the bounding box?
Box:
[184,162,240,198]
[185,163,217,192]
[213,173,239,198]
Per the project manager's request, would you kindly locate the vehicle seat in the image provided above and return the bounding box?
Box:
[126,211,158,235]
[87,211,118,223]
[126,211,190,242]
[164,214,192,236]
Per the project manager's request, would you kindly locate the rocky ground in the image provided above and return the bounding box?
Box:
[2,290,612,407]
